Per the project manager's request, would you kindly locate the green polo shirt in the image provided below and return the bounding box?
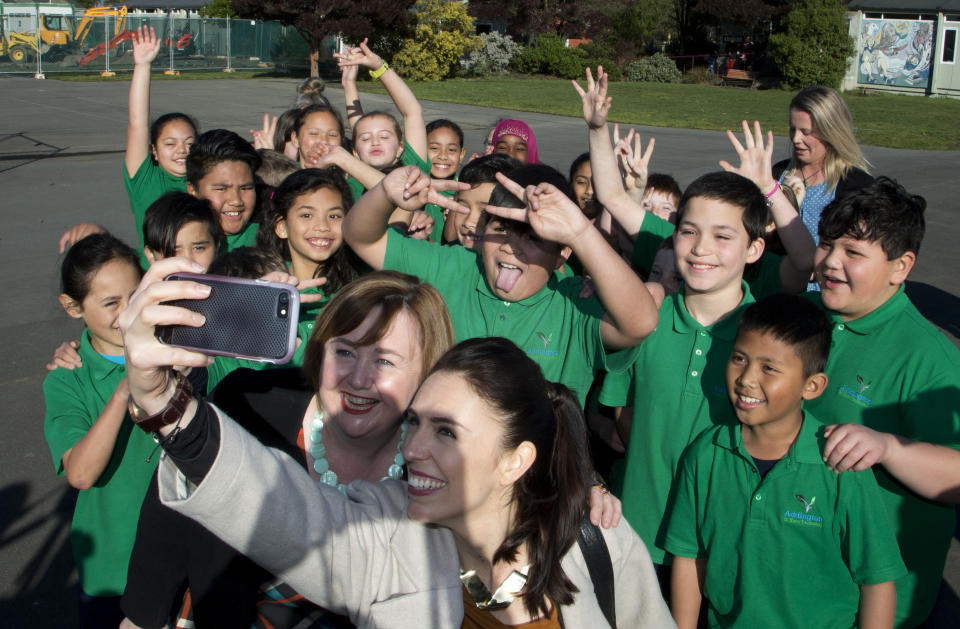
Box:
[42,330,159,596]
[618,281,754,563]
[805,286,960,628]
[123,156,188,268]
[220,221,259,253]
[663,415,906,628]
[630,211,784,298]
[383,229,634,407]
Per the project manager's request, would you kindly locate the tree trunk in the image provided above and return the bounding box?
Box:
[309,45,319,77]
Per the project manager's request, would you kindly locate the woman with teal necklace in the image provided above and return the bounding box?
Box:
[122,269,628,628]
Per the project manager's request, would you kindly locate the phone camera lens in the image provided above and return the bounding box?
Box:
[279,293,289,304]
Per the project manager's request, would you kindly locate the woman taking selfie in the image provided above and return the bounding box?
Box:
[119,258,671,628]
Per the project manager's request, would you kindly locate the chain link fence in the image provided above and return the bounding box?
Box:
[0,9,336,75]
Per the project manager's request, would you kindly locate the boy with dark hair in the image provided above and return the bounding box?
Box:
[442,153,521,248]
[343,162,659,407]
[806,177,960,627]
[664,294,905,629]
[142,191,222,269]
[186,129,262,251]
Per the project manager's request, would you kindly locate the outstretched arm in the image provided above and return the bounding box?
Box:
[336,39,427,161]
[573,67,648,237]
[126,26,161,175]
[342,166,469,270]
[307,143,385,191]
[488,173,658,349]
[720,120,816,294]
[823,423,960,503]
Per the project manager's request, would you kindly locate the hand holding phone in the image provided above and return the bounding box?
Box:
[157,273,300,364]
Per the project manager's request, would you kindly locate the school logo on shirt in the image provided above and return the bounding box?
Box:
[526,331,558,358]
[838,375,874,407]
[783,493,823,527]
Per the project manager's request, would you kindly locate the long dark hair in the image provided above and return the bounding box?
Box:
[427,337,592,618]
[256,168,361,292]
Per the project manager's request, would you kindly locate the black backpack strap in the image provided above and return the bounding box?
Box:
[577,513,616,628]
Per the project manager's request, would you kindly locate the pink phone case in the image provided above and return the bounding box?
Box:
[157,273,300,364]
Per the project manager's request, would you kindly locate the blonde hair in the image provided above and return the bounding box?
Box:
[302,271,454,391]
[789,86,870,191]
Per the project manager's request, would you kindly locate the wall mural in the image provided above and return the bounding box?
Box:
[858,19,933,87]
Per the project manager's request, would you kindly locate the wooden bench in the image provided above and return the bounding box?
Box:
[721,68,756,88]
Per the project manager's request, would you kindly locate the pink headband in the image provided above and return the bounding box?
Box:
[492,119,538,164]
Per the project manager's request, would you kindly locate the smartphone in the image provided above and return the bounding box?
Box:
[156,273,300,364]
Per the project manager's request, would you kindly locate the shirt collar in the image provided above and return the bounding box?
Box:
[715,411,825,466]
[825,284,909,335]
[672,280,754,340]
[79,329,125,382]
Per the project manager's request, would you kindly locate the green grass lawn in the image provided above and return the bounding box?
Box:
[359,78,960,151]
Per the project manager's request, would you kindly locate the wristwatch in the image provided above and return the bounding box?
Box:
[128,370,194,434]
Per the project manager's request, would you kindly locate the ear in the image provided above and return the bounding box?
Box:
[889,251,916,285]
[150,144,158,162]
[186,181,198,197]
[801,372,829,401]
[458,147,466,163]
[144,247,158,265]
[554,246,572,269]
[499,441,537,487]
[275,218,289,240]
[290,132,300,150]
[59,293,83,319]
[394,143,405,161]
[746,236,765,264]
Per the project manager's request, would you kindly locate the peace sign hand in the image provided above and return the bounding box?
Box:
[485,172,589,247]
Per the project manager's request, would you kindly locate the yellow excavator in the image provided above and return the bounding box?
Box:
[0,4,130,65]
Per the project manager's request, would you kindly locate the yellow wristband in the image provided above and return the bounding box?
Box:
[369,62,389,80]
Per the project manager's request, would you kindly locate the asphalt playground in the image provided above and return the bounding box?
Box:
[0,74,958,627]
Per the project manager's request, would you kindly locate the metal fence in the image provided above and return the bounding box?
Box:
[0,10,336,75]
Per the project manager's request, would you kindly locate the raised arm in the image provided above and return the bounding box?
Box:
[126,26,161,175]
[573,68,648,237]
[488,173,658,349]
[342,166,469,270]
[720,120,816,294]
[336,39,427,161]
[340,60,364,131]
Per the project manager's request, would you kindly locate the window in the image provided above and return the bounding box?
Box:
[943,28,957,64]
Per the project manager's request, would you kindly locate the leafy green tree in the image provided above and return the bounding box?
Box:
[392,0,481,81]
[768,0,854,88]
[199,0,237,19]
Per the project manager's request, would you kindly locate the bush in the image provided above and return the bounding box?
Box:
[510,32,585,79]
[682,66,718,85]
[392,0,481,81]
[461,32,521,76]
[624,53,681,83]
[582,58,622,81]
[768,0,854,89]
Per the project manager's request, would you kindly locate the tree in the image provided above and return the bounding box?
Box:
[392,0,481,81]
[199,0,237,19]
[199,0,236,19]
[768,0,854,88]
[231,0,415,76]
[468,0,615,42]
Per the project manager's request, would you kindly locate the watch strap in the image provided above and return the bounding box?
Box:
[128,370,194,434]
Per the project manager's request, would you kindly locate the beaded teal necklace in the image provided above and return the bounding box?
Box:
[305,407,407,495]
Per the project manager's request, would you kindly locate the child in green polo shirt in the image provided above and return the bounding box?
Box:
[804,177,960,628]
[43,233,160,627]
[185,129,261,253]
[442,153,521,249]
[664,294,905,629]
[342,163,660,407]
